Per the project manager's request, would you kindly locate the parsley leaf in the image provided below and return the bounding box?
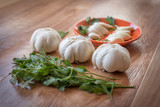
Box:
[105,16,115,26]
[91,18,100,24]
[58,31,68,39]
[78,25,88,35]
[86,17,91,24]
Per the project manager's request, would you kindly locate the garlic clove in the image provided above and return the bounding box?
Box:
[88,23,109,36]
[59,38,75,58]
[102,48,124,72]
[88,25,103,37]
[114,32,132,40]
[74,40,94,63]
[97,22,114,28]
[94,23,109,35]
[64,45,75,63]
[115,29,131,35]
[106,34,124,43]
[88,32,100,40]
[117,26,134,31]
[95,47,110,70]
[92,44,109,67]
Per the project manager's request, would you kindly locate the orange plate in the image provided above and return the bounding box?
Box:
[73,18,142,47]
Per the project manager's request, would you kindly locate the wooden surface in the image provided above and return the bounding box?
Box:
[0,0,160,107]
[131,42,160,107]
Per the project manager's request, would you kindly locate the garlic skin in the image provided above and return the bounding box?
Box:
[30,28,61,53]
[88,22,114,39]
[59,36,95,63]
[92,44,130,72]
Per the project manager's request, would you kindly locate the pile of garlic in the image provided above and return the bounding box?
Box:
[59,36,95,63]
[106,26,134,43]
[88,22,114,40]
[92,44,130,72]
[30,28,61,53]
[30,27,132,73]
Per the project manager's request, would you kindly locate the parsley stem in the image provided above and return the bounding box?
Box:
[74,75,94,81]
[115,86,135,88]
[63,68,73,81]
[87,71,119,80]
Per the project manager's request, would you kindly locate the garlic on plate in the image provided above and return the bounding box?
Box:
[107,34,124,43]
[59,35,95,63]
[92,44,130,72]
[30,28,61,53]
[106,26,134,42]
[88,32,100,40]
[88,22,113,40]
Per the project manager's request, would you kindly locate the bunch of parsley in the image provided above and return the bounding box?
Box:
[10,49,134,101]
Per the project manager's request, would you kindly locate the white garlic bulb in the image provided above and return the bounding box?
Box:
[30,28,61,53]
[88,22,114,39]
[59,35,95,63]
[92,44,130,72]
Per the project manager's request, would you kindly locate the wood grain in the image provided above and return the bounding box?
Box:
[0,0,160,106]
[0,76,3,81]
[131,42,160,107]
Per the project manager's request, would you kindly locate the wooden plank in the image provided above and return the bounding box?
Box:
[131,42,160,107]
[0,76,3,81]
[0,0,20,8]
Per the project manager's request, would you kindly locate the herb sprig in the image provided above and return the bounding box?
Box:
[58,31,68,39]
[105,16,115,26]
[78,25,88,35]
[10,49,135,101]
[86,17,100,24]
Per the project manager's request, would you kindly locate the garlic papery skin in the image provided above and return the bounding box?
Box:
[88,32,100,40]
[59,35,95,63]
[30,28,61,53]
[92,44,130,72]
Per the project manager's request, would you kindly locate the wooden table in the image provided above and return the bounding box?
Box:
[0,0,160,106]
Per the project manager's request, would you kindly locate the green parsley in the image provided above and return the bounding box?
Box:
[78,25,88,35]
[10,49,135,101]
[86,17,91,24]
[105,16,115,26]
[102,40,107,42]
[58,31,68,39]
[95,38,101,41]
[91,18,100,24]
